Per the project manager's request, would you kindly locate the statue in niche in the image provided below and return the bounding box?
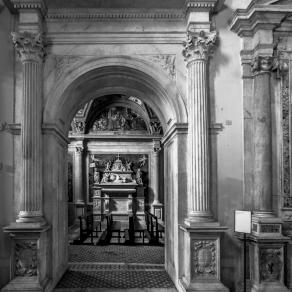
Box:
[136,168,143,185]
[93,168,100,184]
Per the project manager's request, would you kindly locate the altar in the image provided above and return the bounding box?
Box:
[91,155,145,222]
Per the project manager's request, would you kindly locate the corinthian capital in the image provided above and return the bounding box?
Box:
[182,30,217,63]
[11,31,45,62]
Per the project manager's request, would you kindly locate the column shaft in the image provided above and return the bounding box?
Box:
[253,72,272,214]
[12,32,45,223]
[152,150,160,205]
[74,148,84,204]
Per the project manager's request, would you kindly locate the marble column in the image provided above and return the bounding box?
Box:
[74,145,85,218]
[12,31,46,224]
[183,30,217,224]
[152,141,163,218]
[252,56,274,217]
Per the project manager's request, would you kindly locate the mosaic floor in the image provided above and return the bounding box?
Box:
[55,245,175,290]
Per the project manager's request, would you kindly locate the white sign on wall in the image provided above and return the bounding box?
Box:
[234,210,251,234]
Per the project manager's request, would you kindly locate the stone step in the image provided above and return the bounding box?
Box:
[54,288,177,292]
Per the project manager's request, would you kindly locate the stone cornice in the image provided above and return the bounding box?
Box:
[46,8,185,21]
[5,0,47,16]
[185,0,219,13]
[229,1,290,37]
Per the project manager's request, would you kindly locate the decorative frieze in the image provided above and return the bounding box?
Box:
[182,30,217,63]
[11,31,45,62]
[15,240,37,277]
[260,248,282,282]
[193,240,216,278]
[72,120,85,133]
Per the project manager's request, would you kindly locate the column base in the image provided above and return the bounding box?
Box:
[179,223,229,292]
[251,213,283,237]
[185,211,215,225]
[3,223,51,292]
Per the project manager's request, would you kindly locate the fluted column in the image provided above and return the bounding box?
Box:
[252,56,274,217]
[183,30,217,224]
[152,144,161,205]
[74,145,85,205]
[12,31,45,223]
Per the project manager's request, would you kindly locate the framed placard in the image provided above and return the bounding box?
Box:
[234,210,251,234]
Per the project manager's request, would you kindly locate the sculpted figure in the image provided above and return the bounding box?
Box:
[101,173,110,183]
[93,168,100,184]
[136,168,143,185]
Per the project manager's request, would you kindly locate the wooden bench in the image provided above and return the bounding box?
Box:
[106,214,122,243]
[77,214,94,244]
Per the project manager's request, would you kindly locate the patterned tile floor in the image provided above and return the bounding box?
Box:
[69,245,164,264]
[55,245,175,290]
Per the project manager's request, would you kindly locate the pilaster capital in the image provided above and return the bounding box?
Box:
[251,55,276,74]
[11,31,45,63]
[183,30,217,63]
[75,146,84,155]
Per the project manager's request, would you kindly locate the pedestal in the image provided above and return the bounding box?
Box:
[179,225,229,292]
[249,214,289,292]
[2,223,51,292]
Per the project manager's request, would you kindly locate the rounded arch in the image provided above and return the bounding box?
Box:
[43,56,187,134]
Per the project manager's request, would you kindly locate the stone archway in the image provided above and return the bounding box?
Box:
[42,56,188,289]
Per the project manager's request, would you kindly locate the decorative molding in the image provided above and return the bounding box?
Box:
[259,248,282,282]
[193,240,216,278]
[72,120,85,134]
[143,55,176,80]
[281,65,291,208]
[186,0,218,9]
[75,146,84,155]
[7,0,47,15]
[42,123,69,146]
[11,31,46,63]
[182,30,217,62]
[260,224,281,233]
[46,8,185,21]
[251,56,275,73]
[15,240,37,277]
[150,120,163,135]
[55,55,82,80]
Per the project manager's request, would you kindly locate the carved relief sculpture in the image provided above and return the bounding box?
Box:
[193,240,216,278]
[260,249,282,282]
[15,241,37,277]
[90,107,147,132]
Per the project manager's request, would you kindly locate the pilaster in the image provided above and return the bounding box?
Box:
[2,2,51,291]
[230,1,291,291]
[180,1,228,291]
[152,139,163,219]
[74,142,86,219]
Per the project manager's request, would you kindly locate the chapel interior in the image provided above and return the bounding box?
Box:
[1,0,292,292]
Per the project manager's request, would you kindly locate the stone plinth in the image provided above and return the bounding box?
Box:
[248,234,289,292]
[2,223,51,292]
[179,225,229,292]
